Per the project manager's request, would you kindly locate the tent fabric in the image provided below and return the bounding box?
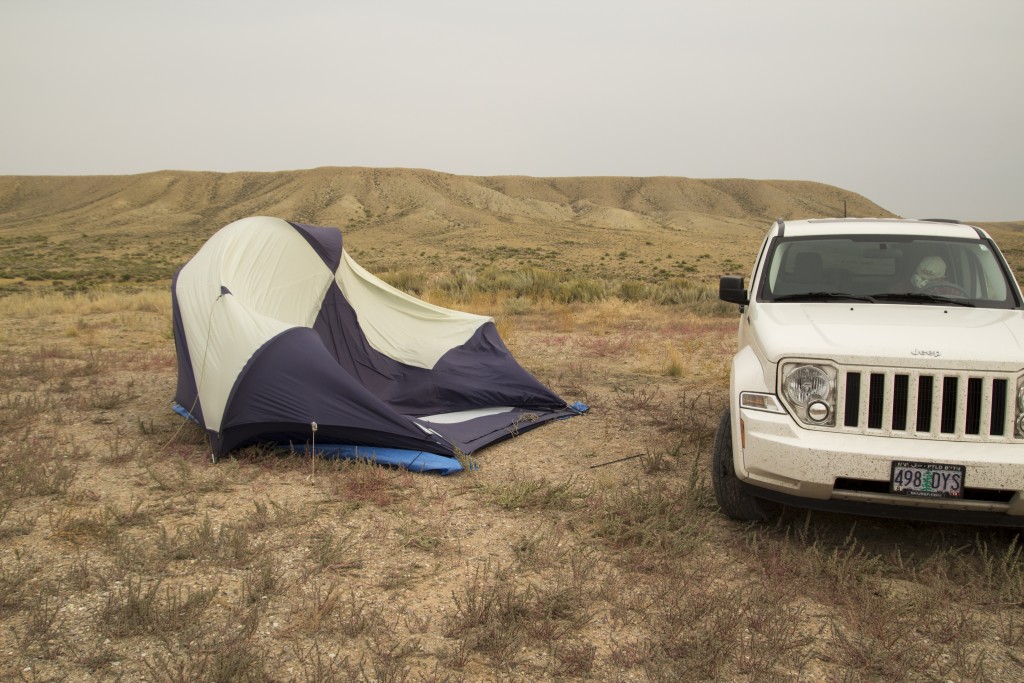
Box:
[170,403,466,475]
[172,216,585,469]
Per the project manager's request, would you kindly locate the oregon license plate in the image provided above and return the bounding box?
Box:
[890,461,965,498]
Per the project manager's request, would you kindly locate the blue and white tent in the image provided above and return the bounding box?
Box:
[172,216,584,473]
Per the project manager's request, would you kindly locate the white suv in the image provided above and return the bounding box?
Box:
[715,218,1024,526]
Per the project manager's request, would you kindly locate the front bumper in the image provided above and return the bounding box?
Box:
[737,407,1024,520]
[742,482,1024,527]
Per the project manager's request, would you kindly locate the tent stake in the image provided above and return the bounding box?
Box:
[310,421,318,482]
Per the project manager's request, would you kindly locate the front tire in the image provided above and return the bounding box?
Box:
[712,408,779,521]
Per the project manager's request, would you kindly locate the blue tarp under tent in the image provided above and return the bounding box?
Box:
[171,216,586,474]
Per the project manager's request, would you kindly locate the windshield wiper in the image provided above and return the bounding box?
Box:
[871,292,975,307]
[772,292,878,303]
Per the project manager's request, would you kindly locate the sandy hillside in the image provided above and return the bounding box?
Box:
[0,168,898,291]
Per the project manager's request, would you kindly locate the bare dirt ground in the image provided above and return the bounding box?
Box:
[3,289,1024,683]
[2,169,1024,681]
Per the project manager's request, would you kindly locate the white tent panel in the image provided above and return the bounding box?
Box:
[417,407,515,424]
[193,296,294,432]
[335,250,490,370]
[217,217,335,328]
[175,216,334,431]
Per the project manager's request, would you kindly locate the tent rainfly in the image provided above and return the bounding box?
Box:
[171,216,585,474]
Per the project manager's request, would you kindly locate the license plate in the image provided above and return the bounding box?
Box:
[890,461,965,498]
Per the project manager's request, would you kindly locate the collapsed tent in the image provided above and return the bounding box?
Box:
[171,216,585,473]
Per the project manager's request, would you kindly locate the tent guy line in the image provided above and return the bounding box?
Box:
[589,453,645,469]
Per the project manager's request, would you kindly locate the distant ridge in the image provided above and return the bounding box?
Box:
[0,167,937,290]
[0,167,891,234]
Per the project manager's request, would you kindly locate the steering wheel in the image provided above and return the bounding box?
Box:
[921,281,968,297]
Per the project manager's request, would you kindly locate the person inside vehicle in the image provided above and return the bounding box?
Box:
[907,255,967,296]
[911,255,947,289]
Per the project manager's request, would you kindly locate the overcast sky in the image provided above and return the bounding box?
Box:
[2,0,1022,220]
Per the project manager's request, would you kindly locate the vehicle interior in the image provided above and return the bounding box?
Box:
[762,235,1015,307]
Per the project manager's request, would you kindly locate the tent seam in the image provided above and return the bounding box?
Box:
[166,289,226,462]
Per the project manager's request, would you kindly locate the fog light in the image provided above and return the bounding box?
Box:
[807,400,830,423]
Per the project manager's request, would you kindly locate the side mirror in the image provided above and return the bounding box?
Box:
[719,275,748,305]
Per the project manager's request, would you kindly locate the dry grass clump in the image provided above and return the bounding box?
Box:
[0,288,171,319]
[402,264,731,316]
[484,472,589,511]
[606,561,813,682]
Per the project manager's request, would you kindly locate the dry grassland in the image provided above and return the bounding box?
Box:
[2,169,1024,682]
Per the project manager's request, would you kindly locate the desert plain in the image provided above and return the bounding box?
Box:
[2,167,1024,682]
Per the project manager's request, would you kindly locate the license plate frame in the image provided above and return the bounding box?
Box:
[889,460,965,499]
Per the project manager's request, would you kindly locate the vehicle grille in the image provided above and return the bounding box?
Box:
[835,368,1015,442]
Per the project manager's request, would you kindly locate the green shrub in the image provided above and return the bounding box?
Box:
[380,269,426,294]
[617,280,650,302]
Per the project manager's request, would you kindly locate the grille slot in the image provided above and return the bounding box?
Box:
[844,373,860,427]
[991,380,1008,436]
[966,377,983,435]
[892,375,909,431]
[917,376,934,432]
[832,369,1016,441]
[941,377,958,434]
[868,374,885,429]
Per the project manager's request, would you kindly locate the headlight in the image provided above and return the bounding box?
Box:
[781,362,837,427]
[1016,379,1024,438]
[783,364,832,407]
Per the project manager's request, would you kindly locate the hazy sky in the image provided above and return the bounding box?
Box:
[2,0,1022,220]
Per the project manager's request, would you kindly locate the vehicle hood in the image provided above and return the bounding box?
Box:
[750,303,1024,370]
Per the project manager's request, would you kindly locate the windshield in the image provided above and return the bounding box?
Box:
[758,234,1020,309]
